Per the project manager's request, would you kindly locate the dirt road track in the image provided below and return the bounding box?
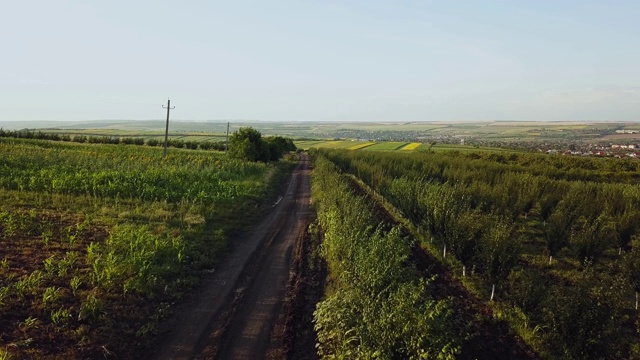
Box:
[153,155,312,360]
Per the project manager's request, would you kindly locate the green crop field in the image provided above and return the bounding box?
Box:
[430,144,519,152]
[294,140,327,150]
[0,137,291,359]
[310,140,362,149]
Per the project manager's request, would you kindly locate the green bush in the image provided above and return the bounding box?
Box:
[229,128,295,162]
[146,138,160,147]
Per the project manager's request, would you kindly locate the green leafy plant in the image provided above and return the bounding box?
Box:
[70,276,82,296]
[50,306,72,326]
[41,227,53,246]
[18,316,40,334]
[42,286,62,308]
[78,293,106,323]
[43,256,56,275]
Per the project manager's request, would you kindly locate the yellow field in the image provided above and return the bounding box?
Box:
[295,140,428,151]
[348,142,376,150]
[401,143,422,151]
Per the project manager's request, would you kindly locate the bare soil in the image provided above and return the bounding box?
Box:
[0,211,120,359]
[268,220,325,360]
[152,155,312,360]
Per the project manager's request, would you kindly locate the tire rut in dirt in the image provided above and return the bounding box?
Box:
[265,219,325,360]
[191,210,292,359]
[201,201,298,359]
[204,156,312,360]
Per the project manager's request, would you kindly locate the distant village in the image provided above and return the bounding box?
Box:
[542,143,640,159]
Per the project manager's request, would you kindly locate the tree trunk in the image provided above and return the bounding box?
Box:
[462,265,466,277]
[636,291,638,310]
[549,255,553,265]
[619,247,622,256]
[490,284,496,301]
[443,244,447,259]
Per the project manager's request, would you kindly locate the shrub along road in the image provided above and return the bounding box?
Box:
[153,155,311,360]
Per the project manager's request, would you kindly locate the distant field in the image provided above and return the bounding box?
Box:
[366,142,408,151]
[296,140,407,151]
[430,144,519,152]
[316,141,361,149]
[294,140,512,153]
[602,134,640,140]
[5,120,636,145]
[348,142,375,150]
[401,142,421,151]
[295,140,364,150]
[294,140,326,149]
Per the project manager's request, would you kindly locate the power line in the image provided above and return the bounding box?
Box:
[162,98,175,157]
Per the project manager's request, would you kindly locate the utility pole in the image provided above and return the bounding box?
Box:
[225,122,230,152]
[162,98,175,157]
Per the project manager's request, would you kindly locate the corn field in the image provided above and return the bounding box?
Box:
[0,137,289,359]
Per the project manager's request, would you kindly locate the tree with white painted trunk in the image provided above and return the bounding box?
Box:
[479,218,520,301]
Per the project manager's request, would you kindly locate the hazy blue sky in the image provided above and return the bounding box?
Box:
[2,0,639,122]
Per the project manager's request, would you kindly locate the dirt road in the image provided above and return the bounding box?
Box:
[153,155,312,360]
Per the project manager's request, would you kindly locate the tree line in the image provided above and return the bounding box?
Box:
[0,127,297,161]
[0,128,232,151]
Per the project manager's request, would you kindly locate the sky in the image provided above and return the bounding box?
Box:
[1,0,639,122]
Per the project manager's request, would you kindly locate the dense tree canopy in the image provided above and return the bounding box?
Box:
[228,127,296,162]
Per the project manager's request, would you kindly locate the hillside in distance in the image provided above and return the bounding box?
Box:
[3,120,640,144]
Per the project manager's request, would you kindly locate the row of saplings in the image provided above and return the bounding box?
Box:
[310,156,469,359]
[386,179,639,359]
